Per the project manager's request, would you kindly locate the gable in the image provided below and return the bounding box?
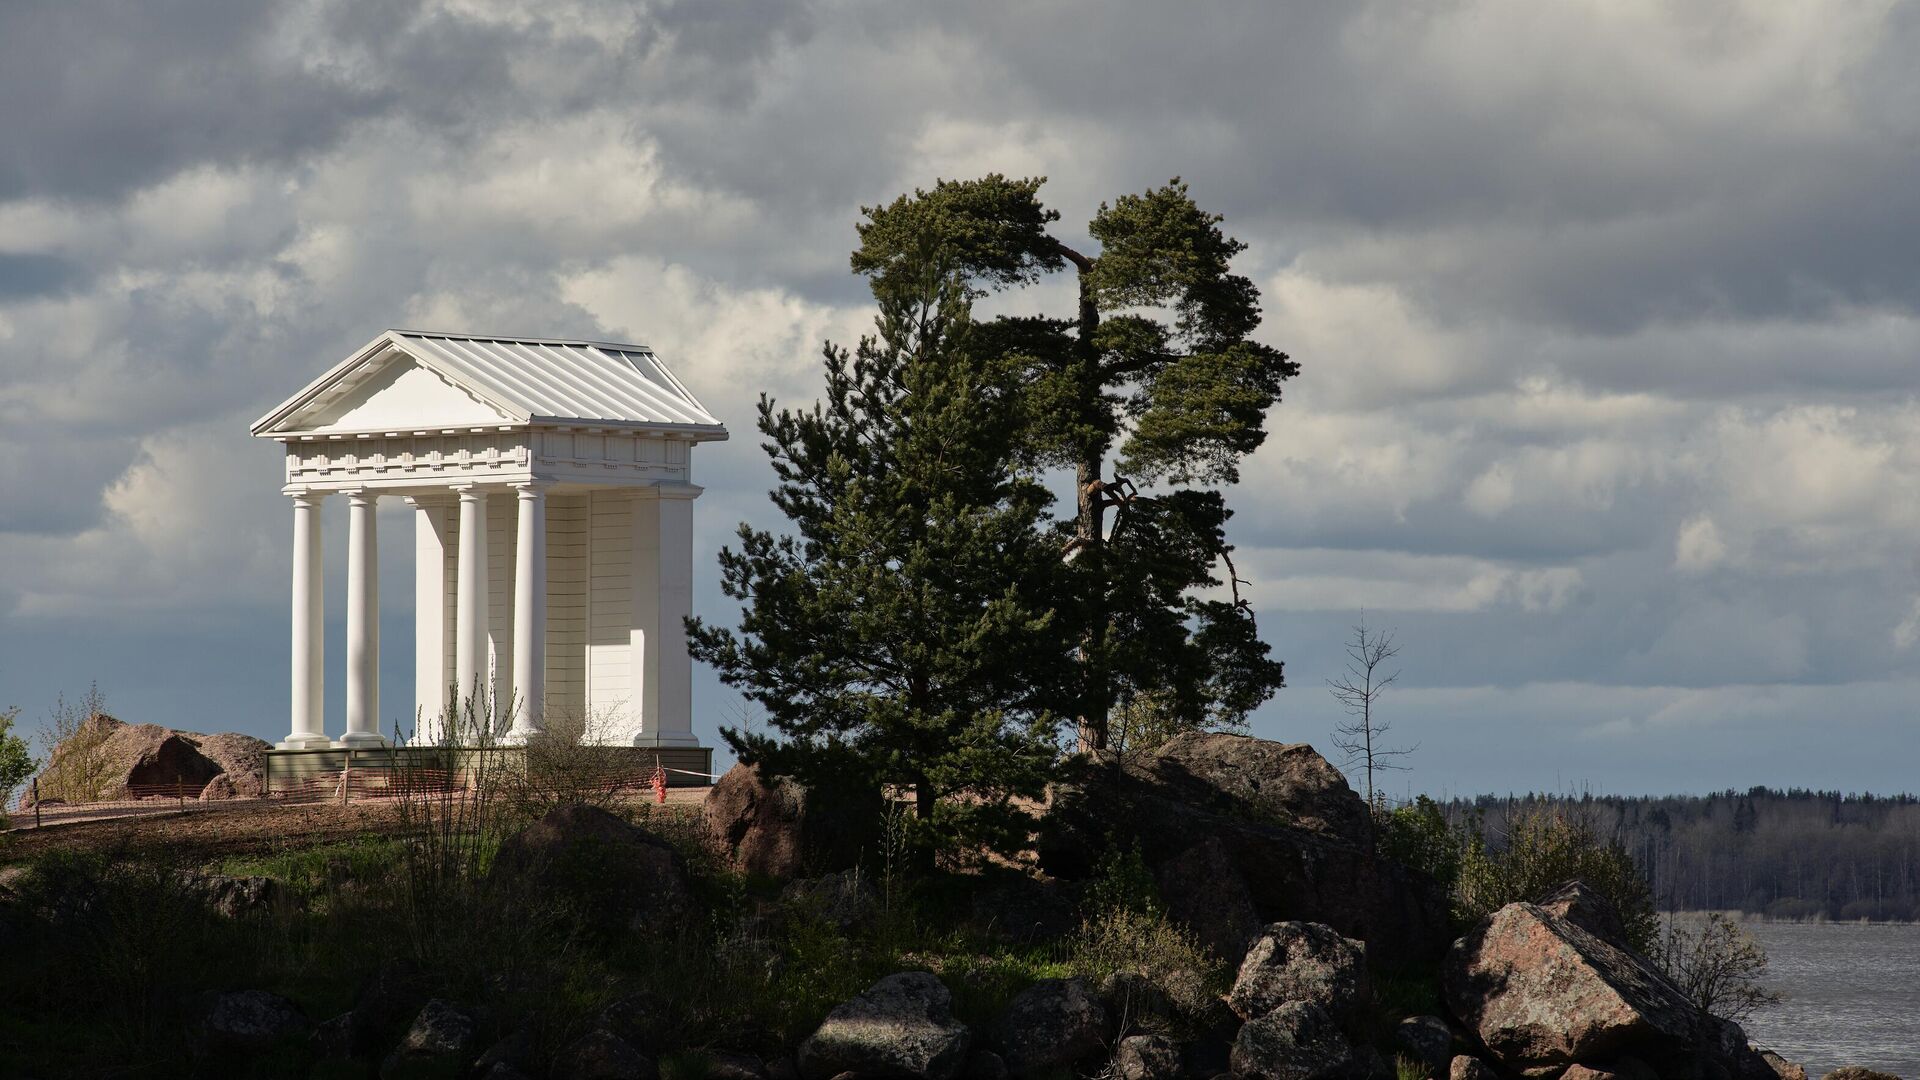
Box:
[252,329,727,440]
[277,352,515,434]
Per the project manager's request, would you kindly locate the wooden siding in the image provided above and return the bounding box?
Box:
[545,493,589,720]
[588,489,636,741]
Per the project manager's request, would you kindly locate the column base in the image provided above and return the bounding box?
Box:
[337,731,391,749]
[629,732,704,749]
[278,733,334,750]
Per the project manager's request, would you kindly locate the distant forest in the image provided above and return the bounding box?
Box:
[1441,789,1920,921]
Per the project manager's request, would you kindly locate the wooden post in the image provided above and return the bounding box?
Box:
[32,777,40,829]
[342,751,352,806]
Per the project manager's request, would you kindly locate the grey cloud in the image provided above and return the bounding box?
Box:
[0,253,88,299]
[0,434,138,535]
[0,0,389,201]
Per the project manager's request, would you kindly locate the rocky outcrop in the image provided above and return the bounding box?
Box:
[1153,834,1263,960]
[1115,1034,1182,1080]
[1445,887,1808,1080]
[28,713,268,802]
[1760,1051,1808,1080]
[176,871,284,917]
[992,978,1107,1076]
[1228,922,1370,1027]
[1039,733,1450,969]
[1125,734,1375,841]
[704,762,880,879]
[1230,1000,1368,1080]
[698,1050,771,1080]
[797,972,972,1080]
[782,870,877,931]
[1449,1056,1498,1080]
[557,1028,658,1080]
[1444,903,1699,1075]
[1537,880,1632,947]
[193,731,269,797]
[1820,1070,1901,1080]
[1395,1015,1454,1077]
[489,804,694,932]
[1562,1066,1630,1080]
[965,1049,1009,1080]
[380,999,484,1079]
[190,989,310,1059]
[350,960,437,1058]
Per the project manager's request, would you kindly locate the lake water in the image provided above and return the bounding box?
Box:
[1740,921,1920,1079]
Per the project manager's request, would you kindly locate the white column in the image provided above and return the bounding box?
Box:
[407,495,452,744]
[454,483,491,737]
[341,488,387,748]
[282,490,329,749]
[508,483,548,742]
[633,483,701,747]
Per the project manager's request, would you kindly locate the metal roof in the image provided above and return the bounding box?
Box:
[251,329,726,437]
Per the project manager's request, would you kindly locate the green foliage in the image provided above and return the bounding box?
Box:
[1084,842,1162,917]
[1376,796,1463,892]
[1656,912,1783,1023]
[33,682,115,804]
[1393,1055,1429,1080]
[1455,806,1659,953]
[690,230,1073,863]
[217,835,408,907]
[0,703,36,810]
[852,175,1064,293]
[1065,907,1223,1026]
[852,176,1295,750]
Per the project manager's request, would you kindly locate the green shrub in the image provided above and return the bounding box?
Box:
[1067,907,1223,1023]
[1454,806,1658,952]
[1084,842,1162,918]
[1656,912,1783,1022]
[1375,796,1463,891]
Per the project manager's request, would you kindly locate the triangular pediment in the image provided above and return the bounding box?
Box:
[283,352,514,433]
[253,337,528,437]
[252,329,728,439]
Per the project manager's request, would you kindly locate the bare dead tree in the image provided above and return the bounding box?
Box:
[1328,615,1412,807]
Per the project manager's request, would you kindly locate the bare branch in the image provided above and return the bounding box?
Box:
[1325,613,1412,805]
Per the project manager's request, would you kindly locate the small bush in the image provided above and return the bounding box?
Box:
[1454,806,1658,952]
[32,683,115,804]
[1656,912,1783,1023]
[1067,907,1223,1022]
[498,707,631,818]
[1084,843,1162,918]
[1376,796,1463,891]
[0,703,35,812]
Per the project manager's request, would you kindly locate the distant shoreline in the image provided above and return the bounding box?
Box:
[1666,909,1919,925]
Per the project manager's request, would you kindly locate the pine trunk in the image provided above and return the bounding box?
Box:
[1071,267,1110,753]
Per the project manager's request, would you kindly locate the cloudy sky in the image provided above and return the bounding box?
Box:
[3,0,1917,796]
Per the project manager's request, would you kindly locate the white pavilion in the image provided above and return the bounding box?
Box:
[250,330,726,766]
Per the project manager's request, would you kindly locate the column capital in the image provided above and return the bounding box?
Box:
[450,482,493,502]
[340,486,381,506]
[512,480,556,499]
[652,482,704,501]
[283,486,327,505]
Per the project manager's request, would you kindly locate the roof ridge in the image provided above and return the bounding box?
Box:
[388,328,652,352]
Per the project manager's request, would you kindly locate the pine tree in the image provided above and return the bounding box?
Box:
[853,176,1296,750]
[688,237,1072,860]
